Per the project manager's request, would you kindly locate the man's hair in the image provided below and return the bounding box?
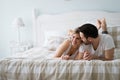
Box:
[74,28,80,34]
[77,23,98,38]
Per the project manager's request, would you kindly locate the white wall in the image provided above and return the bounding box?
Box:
[0,0,120,58]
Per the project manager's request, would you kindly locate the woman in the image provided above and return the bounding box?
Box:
[53,28,82,60]
[53,18,108,60]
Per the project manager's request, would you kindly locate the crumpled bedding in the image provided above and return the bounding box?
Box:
[0,47,120,80]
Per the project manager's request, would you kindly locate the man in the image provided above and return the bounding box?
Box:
[77,22,115,61]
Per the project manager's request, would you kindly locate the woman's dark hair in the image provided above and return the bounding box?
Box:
[77,23,98,38]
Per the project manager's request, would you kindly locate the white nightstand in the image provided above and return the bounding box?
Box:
[10,41,33,55]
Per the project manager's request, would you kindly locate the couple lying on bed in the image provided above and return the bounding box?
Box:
[53,18,115,61]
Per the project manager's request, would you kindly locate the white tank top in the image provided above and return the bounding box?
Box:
[63,42,79,59]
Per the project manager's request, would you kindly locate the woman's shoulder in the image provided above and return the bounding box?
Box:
[60,39,71,48]
[63,39,71,44]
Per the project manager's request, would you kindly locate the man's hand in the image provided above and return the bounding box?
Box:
[83,51,93,60]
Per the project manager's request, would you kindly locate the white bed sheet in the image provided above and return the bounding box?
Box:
[8,47,54,59]
[0,47,120,80]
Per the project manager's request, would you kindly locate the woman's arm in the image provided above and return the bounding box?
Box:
[53,39,70,58]
[74,52,84,60]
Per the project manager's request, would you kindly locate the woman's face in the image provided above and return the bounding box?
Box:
[71,33,81,46]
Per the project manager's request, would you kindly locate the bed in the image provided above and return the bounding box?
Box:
[1,9,120,80]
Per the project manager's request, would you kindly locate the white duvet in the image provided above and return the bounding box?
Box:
[0,47,120,80]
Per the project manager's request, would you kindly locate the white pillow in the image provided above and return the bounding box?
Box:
[43,30,67,51]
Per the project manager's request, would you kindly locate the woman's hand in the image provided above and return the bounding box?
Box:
[61,55,70,60]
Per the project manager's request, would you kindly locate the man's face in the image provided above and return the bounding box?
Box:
[79,32,91,45]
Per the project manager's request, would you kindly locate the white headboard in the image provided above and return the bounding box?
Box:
[32,9,120,47]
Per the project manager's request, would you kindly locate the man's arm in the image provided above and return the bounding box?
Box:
[104,48,114,60]
[89,48,114,60]
[100,34,115,60]
[83,48,114,61]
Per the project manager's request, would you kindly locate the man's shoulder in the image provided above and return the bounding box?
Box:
[100,34,113,39]
[100,34,114,45]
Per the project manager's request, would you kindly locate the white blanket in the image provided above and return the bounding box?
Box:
[0,47,120,80]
